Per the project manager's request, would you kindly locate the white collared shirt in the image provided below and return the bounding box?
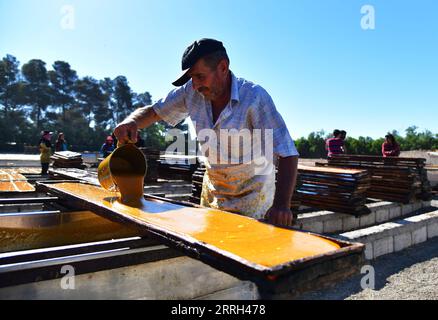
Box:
[152,72,299,219]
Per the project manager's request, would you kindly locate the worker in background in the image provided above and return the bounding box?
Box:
[325,129,345,158]
[55,132,68,152]
[382,133,400,157]
[39,130,52,175]
[340,130,348,154]
[114,38,299,227]
[326,129,346,157]
[101,136,115,158]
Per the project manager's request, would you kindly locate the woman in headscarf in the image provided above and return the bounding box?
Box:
[55,132,68,152]
[382,133,400,157]
[39,131,52,175]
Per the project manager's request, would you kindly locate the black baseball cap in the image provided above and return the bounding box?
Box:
[172,38,227,87]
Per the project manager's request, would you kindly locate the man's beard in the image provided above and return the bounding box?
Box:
[198,85,222,101]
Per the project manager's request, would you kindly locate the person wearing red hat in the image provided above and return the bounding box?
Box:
[101,135,115,158]
[114,38,299,227]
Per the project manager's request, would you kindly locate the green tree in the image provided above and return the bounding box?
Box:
[74,76,105,127]
[133,91,152,107]
[306,130,326,158]
[0,54,21,119]
[48,61,78,129]
[21,59,53,129]
[113,76,133,125]
[295,137,311,158]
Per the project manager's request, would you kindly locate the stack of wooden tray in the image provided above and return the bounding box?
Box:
[49,167,99,186]
[317,155,432,203]
[139,148,161,182]
[139,149,198,183]
[51,151,86,169]
[190,164,206,205]
[158,155,198,182]
[295,165,371,216]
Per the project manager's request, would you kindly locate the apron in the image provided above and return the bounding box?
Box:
[200,157,275,220]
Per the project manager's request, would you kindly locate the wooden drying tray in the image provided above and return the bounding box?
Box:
[329,154,426,164]
[37,181,364,283]
[298,164,368,176]
[0,168,35,193]
[0,181,35,193]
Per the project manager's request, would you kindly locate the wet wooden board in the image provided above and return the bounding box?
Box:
[37,181,364,281]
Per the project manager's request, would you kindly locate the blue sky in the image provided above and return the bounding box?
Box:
[1,0,437,139]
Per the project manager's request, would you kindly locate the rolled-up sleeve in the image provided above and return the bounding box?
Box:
[252,87,299,158]
[152,85,189,126]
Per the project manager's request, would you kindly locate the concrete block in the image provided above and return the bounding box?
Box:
[375,209,390,223]
[393,233,412,252]
[367,201,393,211]
[427,223,438,239]
[298,211,336,223]
[323,219,343,234]
[412,201,422,212]
[390,205,402,219]
[373,236,394,258]
[341,224,394,243]
[422,200,431,208]
[405,214,430,223]
[359,212,376,228]
[412,226,427,245]
[301,221,324,234]
[364,242,374,260]
[401,203,413,216]
[342,215,360,231]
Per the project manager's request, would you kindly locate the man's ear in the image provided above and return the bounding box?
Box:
[218,59,229,75]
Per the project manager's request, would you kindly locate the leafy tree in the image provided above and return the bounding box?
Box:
[74,76,105,127]
[306,130,326,158]
[133,91,152,107]
[21,59,53,129]
[97,77,117,130]
[0,55,25,120]
[113,76,133,125]
[48,61,78,129]
[295,137,311,158]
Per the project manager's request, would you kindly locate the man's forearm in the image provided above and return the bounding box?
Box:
[273,156,298,209]
[126,106,162,129]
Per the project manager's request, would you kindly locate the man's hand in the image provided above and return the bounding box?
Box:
[113,119,138,145]
[264,206,294,227]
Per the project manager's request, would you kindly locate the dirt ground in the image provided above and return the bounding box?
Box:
[298,236,438,300]
[299,196,438,300]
